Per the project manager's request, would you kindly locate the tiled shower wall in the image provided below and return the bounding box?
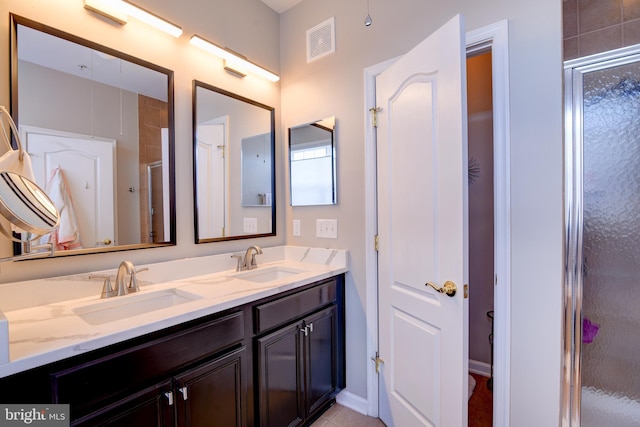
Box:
[563,0,640,60]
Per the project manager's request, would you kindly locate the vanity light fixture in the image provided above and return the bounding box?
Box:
[84,0,183,38]
[190,35,280,82]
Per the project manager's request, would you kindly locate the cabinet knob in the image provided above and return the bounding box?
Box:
[164,391,174,406]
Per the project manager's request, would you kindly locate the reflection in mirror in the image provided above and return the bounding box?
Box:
[0,171,60,260]
[10,15,176,256]
[289,117,337,206]
[193,81,275,243]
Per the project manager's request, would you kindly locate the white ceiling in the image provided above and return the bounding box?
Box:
[260,0,302,14]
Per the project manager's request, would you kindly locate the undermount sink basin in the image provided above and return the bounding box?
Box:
[232,266,306,283]
[73,288,203,326]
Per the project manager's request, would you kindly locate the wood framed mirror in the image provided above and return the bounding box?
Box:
[10,14,176,256]
[193,80,275,243]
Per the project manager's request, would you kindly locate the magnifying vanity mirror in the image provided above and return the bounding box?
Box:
[193,81,275,243]
[289,116,337,206]
[10,15,176,256]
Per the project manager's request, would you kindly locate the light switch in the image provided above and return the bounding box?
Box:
[243,218,257,233]
[316,219,338,239]
[293,220,301,237]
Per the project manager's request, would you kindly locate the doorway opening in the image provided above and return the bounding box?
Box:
[467,49,495,427]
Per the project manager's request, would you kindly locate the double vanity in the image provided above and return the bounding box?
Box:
[0,246,347,426]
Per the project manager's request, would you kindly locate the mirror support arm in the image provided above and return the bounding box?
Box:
[0,241,55,262]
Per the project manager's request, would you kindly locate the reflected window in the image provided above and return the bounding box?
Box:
[289,117,336,206]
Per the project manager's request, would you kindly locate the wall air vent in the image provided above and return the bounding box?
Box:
[306,17,335,63]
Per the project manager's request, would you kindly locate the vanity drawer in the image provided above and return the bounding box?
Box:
[254,278,336,334]
[51,310,244,419]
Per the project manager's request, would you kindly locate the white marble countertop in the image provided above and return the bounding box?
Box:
[0,246,347,378]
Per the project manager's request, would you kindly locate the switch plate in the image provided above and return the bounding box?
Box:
[316,219,338,239]
[293,220,301,237]
[243,218,257,233]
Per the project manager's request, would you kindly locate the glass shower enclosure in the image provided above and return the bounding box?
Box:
[564,45,640,427]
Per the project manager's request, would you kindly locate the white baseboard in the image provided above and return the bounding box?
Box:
[336,390,369,416]
[337,362,490,418]
[469,359,492,377]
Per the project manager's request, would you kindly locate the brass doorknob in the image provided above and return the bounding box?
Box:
[425,280,457,297]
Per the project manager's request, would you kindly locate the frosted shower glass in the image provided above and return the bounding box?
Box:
[581,61,640,425]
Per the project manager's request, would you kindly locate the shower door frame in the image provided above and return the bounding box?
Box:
[562,44,640,427]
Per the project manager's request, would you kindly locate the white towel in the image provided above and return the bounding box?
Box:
[41,168,82,251]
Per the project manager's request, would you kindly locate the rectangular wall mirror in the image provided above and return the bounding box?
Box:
[193,80,275,243]
[289,116,337,206]
[10,15,176,256]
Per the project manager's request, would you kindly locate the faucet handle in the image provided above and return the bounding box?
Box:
[128,267,149,293]
[89,274,116,299]
[231,254,244,271]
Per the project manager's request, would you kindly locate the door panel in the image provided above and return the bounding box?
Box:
[390,307,441,426]
[257,322,304,427]
[25,128,116,249]
[305,306,337,415]
[72,381,173,427]
[175,347,246,427]
[196,118,227,239]
[376,14,469,427]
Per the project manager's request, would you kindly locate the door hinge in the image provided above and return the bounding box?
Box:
[371,352,384,374]
[464,284,469,299]
[374,235,379,252]
[369,107,381,128]
[217,144,225,158]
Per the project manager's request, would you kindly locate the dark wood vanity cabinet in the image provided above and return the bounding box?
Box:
[61,310,248,427]
[254,277,345,427]
[0,274,345,427]
[71,346,247,427]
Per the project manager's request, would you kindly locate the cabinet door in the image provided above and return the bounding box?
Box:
[304,305,338,417]
[72,380,173,427]
[174,346,246,427]
[257,321,305,427]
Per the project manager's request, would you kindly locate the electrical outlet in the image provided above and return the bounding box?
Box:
[293,220,301,237]
[243,218,257,233]
[316,219,338,239]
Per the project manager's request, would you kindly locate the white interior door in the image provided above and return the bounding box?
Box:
[196,116,228,239]
[25,128,116,249]
[376,14,469,427]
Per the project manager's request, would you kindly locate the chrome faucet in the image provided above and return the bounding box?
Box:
[90,261,148,299]
[115,261,137,296]
[243,245,263,271]
[231,245,263,272]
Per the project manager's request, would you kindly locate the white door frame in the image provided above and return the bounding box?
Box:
[363,20,511,425]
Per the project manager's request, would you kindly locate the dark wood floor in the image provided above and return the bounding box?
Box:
[469,373,493,427]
